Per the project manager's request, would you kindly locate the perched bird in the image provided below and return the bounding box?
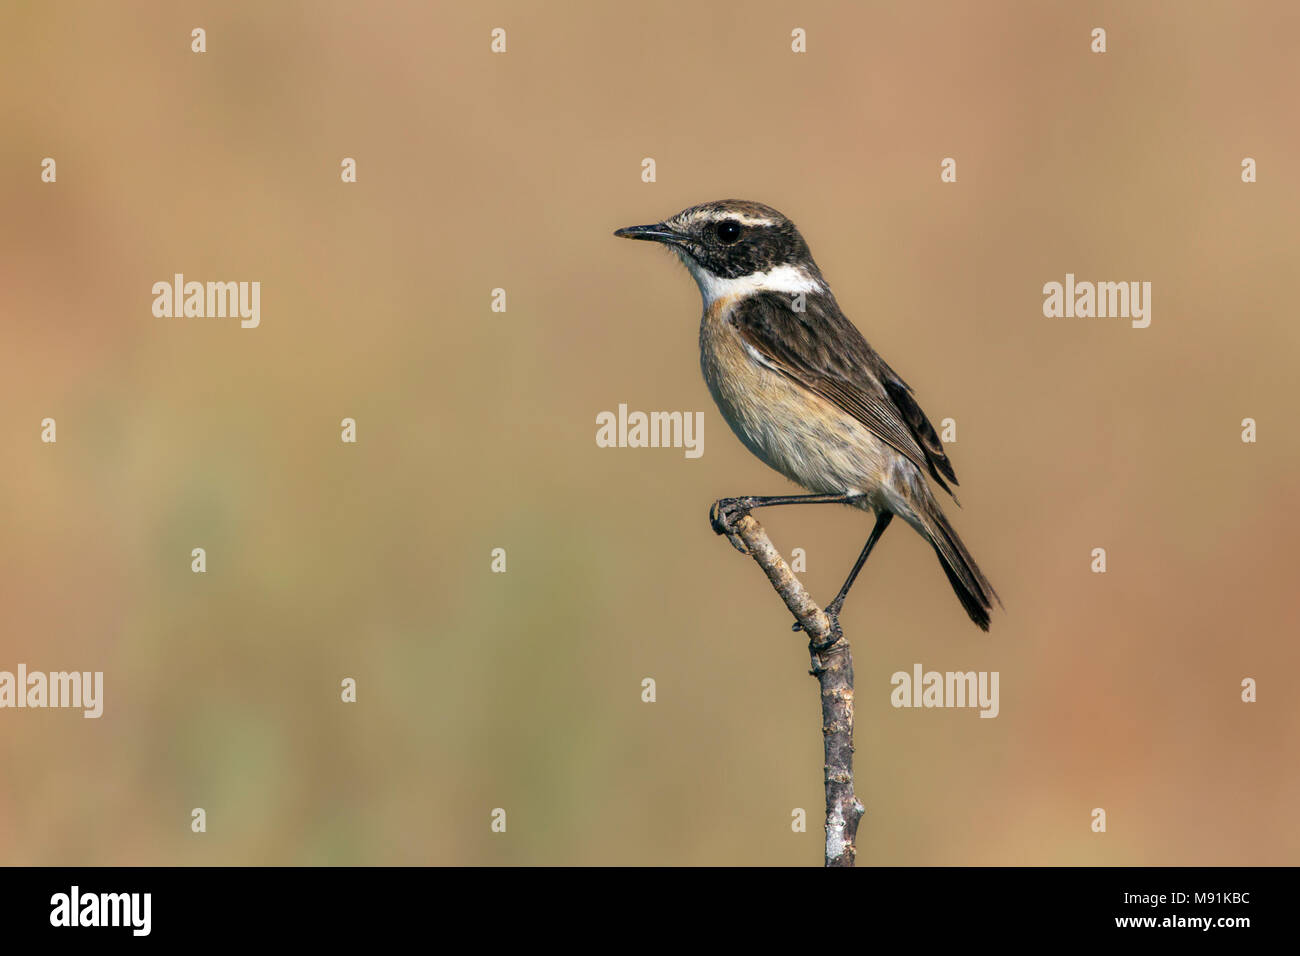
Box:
[615,199,1000,634]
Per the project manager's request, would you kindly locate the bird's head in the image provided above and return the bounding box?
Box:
[615,199,825,306]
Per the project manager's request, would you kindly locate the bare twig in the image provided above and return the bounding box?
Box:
[709,504,865,867]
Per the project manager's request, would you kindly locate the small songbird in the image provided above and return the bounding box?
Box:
[615,199,1000,634]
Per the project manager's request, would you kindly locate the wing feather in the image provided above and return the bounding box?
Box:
[729,292,959,497]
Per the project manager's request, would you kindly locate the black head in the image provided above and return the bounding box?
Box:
[615,200,817,281]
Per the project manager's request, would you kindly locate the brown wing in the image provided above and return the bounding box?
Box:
[730,291,959,496]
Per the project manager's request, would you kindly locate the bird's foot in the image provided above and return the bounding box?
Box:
[709,497,755,554]
[794,599,845,651]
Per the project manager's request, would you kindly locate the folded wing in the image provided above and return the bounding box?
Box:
[729,291,959,497]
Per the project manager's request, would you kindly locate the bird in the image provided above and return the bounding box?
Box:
[614,199,1000,636]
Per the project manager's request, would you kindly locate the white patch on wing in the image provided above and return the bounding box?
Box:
[739,339,785,376]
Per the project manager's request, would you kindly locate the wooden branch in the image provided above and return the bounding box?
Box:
[709,505,866,867]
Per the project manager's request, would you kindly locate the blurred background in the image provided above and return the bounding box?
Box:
[1,1,1297,865]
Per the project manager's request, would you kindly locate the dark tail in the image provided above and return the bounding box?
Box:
[922,505,1001,631]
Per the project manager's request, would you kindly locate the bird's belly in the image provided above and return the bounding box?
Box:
[699,306,892,506]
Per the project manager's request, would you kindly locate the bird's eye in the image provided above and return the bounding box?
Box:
[715,220,742,244]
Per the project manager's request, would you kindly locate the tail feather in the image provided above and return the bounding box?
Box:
[922,506,1000,631]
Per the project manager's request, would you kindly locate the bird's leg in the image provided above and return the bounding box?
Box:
[826,511,894,616]
[709,493,857,554]
[794,511,894,633]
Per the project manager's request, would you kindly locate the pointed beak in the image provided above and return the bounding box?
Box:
[614,222,689,247]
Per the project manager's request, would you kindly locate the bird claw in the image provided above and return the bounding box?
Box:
[796,603,844,652]
[709,497,754,554]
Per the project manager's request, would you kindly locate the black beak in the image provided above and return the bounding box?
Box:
[614,222,689,247]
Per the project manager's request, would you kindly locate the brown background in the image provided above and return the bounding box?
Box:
[1,1,1297,865]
